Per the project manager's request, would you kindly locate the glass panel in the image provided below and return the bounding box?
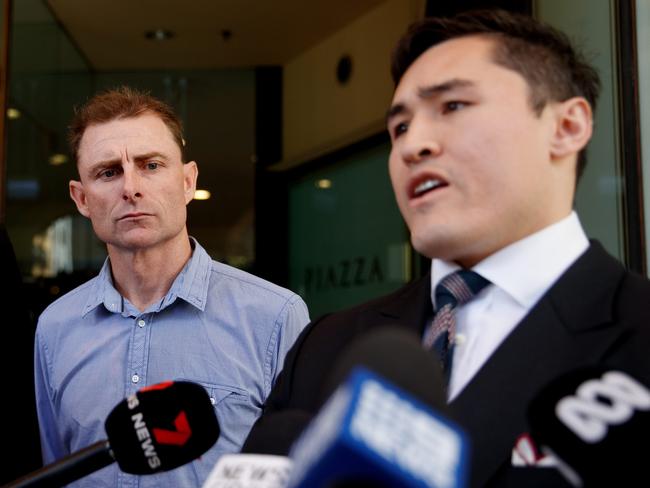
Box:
[636,0,650,276]
[6,1,95,313]
[288,142,410,317]
[535,0,624,260]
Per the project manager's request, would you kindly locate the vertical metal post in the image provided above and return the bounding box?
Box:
[616,0,647,274]
[0,0,12,224]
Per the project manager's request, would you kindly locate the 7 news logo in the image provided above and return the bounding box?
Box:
[127,381,193,469]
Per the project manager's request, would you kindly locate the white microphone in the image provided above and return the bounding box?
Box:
[202,454,292,488]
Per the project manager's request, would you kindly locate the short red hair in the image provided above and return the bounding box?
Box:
[68,86,185,163]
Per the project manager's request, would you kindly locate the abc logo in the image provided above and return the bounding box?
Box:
[556,371,650,443]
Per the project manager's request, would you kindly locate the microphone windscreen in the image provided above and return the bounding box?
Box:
[289,367,469,488]
[242,410,313,455]
[202,454,292,488]
[105,380,220,474]
[320,326,448,413]
[527,367,650,486]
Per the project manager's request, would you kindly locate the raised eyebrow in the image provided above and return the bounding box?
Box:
[133,152,167,163]
[86,158,121,176]
[418,78,475,99]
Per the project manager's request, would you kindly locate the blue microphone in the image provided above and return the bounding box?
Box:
[287,327,470,488]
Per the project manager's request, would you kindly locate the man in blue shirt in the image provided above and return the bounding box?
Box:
[34,86,310,487]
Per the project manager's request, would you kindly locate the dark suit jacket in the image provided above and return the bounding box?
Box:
[244,241,650,487]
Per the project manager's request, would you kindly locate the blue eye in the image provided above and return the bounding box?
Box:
[100,168,117,179]
[146,161,159,170]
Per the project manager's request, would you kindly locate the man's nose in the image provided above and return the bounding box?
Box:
[401,126,442,165]
[122,167,142,201]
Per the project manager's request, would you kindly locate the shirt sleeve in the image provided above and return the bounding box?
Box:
[34,326,66,464]
[268,294,310,390]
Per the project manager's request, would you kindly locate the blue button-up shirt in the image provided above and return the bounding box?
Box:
[35,239,309,487]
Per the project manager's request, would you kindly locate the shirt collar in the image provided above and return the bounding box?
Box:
[166,237,211,311]
[430,211,589,309]
[83,237,211,316]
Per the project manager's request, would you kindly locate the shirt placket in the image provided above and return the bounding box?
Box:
[119,312,153,488]
[128,315,151,391]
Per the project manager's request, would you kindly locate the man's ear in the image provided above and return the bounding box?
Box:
[69,180,91,218]
[549,96,593,161]
[183,161,198,205]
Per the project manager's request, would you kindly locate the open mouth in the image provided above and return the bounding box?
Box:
[409,176,448,200]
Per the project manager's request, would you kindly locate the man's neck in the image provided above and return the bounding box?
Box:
[107,232,193,312]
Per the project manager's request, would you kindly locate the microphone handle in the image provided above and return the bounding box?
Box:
[2,440,114,488]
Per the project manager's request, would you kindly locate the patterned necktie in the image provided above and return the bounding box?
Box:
[423,270,490,383]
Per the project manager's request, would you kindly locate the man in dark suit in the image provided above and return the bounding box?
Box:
[244,9,650,486]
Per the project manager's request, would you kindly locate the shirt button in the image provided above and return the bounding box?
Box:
[210,397,216,405]
[132,374,140,384]
[455,333,466,346]
[137,319,146,328]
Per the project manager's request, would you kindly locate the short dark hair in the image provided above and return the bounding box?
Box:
[68,86,186,164]
[391,9,601,181]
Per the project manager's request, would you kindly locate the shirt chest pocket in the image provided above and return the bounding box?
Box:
[174,378,250,408]
[173,378,260,454]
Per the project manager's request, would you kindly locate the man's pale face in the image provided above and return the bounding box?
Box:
[387,35,565,267]
[70,113,197,252]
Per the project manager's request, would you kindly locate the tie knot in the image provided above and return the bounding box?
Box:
[435,269,490,311]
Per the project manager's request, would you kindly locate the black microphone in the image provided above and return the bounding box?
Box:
[242,410,313,456]
[4,380,220,488]
[287,327,470,488]
[527,367,650,487]
[319,326,451,411]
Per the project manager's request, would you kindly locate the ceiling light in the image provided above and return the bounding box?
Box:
[315,179,332,189]
[194,189,211,200]
[48,153,68,166]
[145,29,175,41]
[7,107,21,119]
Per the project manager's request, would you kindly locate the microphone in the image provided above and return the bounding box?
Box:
[212,411,311,487]
[202,454,292,488]
[286,327,470,488]
[4,380,220,487]
[242,410,313,456]
[527,367,650,487]
[319,326,452,410]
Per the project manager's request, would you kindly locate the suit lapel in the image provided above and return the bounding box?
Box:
[355,243,628,486]
[451,242,628,486]
[373,272,433,336]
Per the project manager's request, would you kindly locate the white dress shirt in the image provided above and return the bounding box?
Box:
[430,211,589,401]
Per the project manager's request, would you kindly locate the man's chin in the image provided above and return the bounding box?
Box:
[410,235,441,260]
[410,232,462,262]
[106,232,162,252]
